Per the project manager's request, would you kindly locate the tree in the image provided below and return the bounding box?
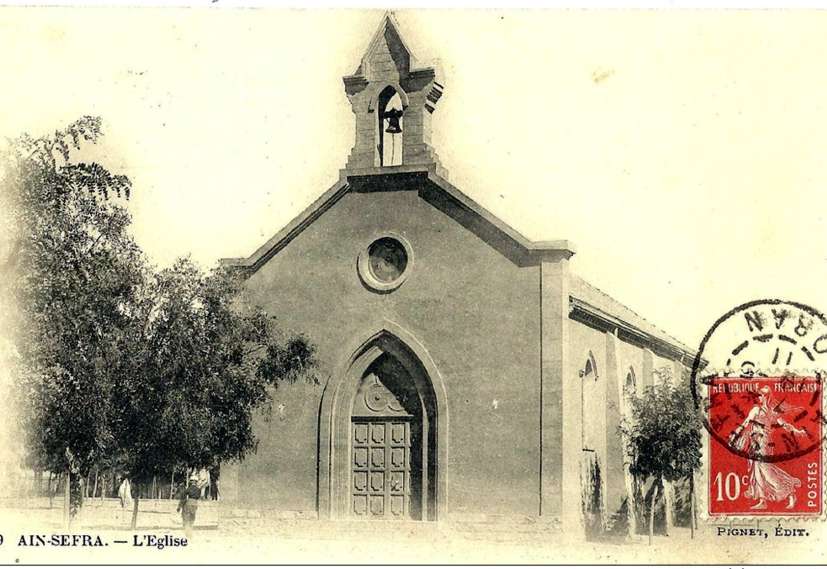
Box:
[1,117,143,523]
[114,258,318,529]
[3,117,319,530]
[619,367,702,544]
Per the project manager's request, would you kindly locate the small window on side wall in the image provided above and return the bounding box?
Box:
[580,355,597,381]
[625,369,636,393]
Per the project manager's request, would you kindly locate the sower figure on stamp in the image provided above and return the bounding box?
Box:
[729,386,807,510]
[176,472,202,537]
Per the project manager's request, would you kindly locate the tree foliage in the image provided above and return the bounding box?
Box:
[2,117,142,489]
[2,117,318,520]
[619,367,702,541]
[620,368,703,483]
[116,258,318,485]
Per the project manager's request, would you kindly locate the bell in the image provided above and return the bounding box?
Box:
[383,108,403,134]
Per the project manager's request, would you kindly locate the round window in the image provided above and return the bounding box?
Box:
[368,237,408,283]
[357,234,413,292]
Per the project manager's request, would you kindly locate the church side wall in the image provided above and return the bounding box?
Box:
[226,184,543,519]
[566,323,609,526]
[566,318,685,532]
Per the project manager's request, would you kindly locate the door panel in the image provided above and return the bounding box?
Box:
[352,419,412,519]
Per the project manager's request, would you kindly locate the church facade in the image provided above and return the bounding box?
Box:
[220,14,695,532]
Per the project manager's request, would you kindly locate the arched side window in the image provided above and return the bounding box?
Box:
[580,351,599,452]
[377,86,404,167]
[622,367,637,420]
[624,367,636,396]
[580,352,598,381]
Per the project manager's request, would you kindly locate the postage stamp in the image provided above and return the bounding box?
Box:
[691,300,827,517]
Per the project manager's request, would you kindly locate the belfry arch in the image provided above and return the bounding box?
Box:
[317,324,448,521]
[376,85,405,167]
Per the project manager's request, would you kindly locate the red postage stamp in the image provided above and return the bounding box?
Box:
[707,376,823,516]
[692,299,827,518]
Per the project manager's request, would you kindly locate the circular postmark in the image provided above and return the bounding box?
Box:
[691,299,827,464]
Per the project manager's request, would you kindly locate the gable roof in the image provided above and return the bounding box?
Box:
[219,164,575,273]
[218,165,694,360]
[219,176,351,274]
[569,274,696,361]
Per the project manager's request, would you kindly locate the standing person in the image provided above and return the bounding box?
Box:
[197,468,210,499]
[208,465,220,501]
[176,473,201,538]
[117,476,132,524]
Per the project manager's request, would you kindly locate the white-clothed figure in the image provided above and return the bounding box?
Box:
[729,386,806,510]
[197,468,210,499]
[117,477,132,522]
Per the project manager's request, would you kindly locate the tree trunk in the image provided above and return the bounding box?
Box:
[169,471,175,500]
[130,488,140,530]
[48,472,54,508]
[648,480,660,546]
[63,470,71,530]
[92,469,99,500]
[689,474,696,539]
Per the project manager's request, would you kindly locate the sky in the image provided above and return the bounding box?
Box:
[1,7,826,348]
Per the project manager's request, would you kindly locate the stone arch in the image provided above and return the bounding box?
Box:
[317,321,448,520]
[579,350,600,451]
[375,85,405,166]
[581,351,598,380]
[366,82,410,113]
[624,366,637,408]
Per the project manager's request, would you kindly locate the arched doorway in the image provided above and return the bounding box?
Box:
[351,353,428,519]
[318,330,443,521]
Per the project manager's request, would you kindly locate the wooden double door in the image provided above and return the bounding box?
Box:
[349,352,427,520]
[352,418,422,520]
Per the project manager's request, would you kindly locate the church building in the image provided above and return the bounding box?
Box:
[220,13,695,533]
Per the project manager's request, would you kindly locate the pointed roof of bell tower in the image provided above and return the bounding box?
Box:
[353,11,416,81]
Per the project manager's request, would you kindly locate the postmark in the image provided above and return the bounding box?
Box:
[690,299,827,516]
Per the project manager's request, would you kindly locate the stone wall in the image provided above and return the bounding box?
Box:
[227,176,545,519]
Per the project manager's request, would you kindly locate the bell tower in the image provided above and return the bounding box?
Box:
[343,12,444,172]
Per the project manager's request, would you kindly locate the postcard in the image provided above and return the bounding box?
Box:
[0,6,825,564]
